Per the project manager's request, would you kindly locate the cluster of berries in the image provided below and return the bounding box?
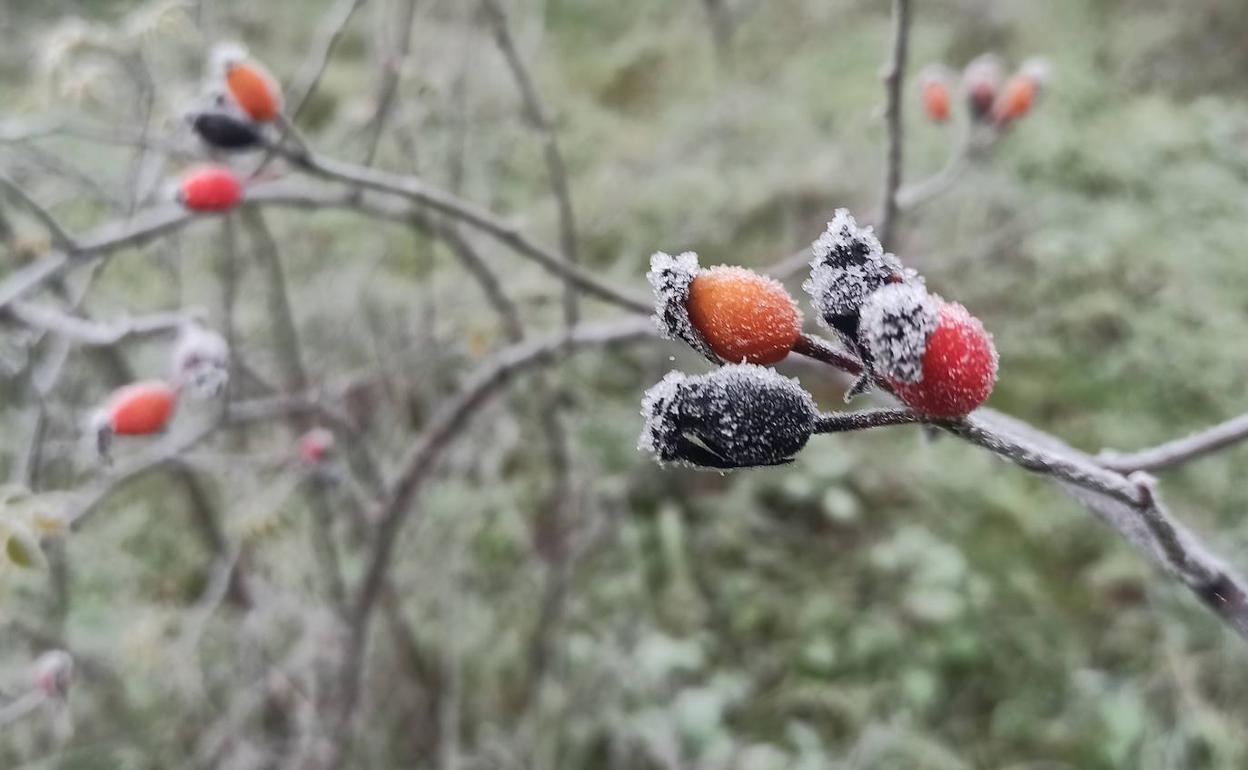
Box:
[919,54,1050,128]
[90,320,229,459]
[176,45,286,213]
[640,210,997,470]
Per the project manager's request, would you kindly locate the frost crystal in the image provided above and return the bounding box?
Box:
[860,283,938,384]
[639,364,817,470]
[802,209,913,341]
[646,251,718,362]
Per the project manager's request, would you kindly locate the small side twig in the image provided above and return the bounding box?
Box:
[0,172,77,252]
[481,0,581,327]
[876,0,911,249]
[1098,412,1248,474]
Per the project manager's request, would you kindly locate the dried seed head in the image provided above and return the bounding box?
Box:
[860,282,939,384]
[803,209,913,343]
[639,364,817,470]
[647,251,718,362]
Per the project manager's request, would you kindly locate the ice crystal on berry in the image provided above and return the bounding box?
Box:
[647,251,718,362]
[803,209,914,342]
[860,283,939,384]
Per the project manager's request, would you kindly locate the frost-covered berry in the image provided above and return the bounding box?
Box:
[862,287,998,418]
[648,252,802,364]
[803,209,913,345]
[178,165,243,212]
[859,283,939,384]
[962,54,1004,123]
[919,65,952,123]
[171,320,229,399]
[639,364,817,470]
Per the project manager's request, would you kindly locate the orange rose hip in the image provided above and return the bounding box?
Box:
[686,266,801,364]
[225,60,283,123]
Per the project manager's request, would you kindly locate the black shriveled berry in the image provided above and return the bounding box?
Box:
[640,364,817,470]
[190,111,264,151]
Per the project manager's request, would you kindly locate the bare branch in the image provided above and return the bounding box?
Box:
[0,172,76,251]
[280,150,651,313]
[1098,412,1248,474]
[6,303,192,346]
[894,130,973,210]
[323,317,658,768]
[814,408,921,433]
[359,0,418,166]
[289,0,370,124]
[876,0,911,249]
[482,0,581,325]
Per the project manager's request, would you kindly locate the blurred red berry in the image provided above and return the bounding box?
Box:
[179,166,243,212]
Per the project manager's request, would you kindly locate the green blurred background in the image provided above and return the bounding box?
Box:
[3,0,1248,767]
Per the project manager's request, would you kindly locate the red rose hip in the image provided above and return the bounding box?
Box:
[861,284,997,418]
[178,165,243,212]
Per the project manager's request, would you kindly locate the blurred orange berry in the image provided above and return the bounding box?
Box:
[105,381,177,435]
[225,60,283,123]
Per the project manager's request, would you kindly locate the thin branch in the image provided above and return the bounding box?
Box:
[359,0,418,167]
[894,129,973,210]
[0,690,46,730]
[323,318,658,769]
[814,408,921,433]
[0,172,76,251]
[289,0,370,123]
[482,0,581,326]
[1098,412,1248,474]
[279,151,650,313]
[876,0,911,249]
[792,333,864,376]
[5,303,192,346]
[242,207,347,609]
